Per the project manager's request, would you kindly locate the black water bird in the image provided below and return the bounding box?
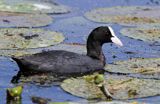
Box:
[12,26,123,75]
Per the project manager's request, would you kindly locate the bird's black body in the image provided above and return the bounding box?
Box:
[12,26,123,75]
[13,50,103,74]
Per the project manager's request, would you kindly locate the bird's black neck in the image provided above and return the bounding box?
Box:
[87,38,105,65]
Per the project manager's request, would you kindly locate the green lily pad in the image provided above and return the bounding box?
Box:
[0,12,53,27]
[105,74,160,99]
[120,26,160,43]
[61,74,160,100]
[0,0,70,14]
[61,75,106,100]
[0,43,86,57]
[0,28,64,49]
[105,58,160,78]
[85,6,160,26]
[49,101,142,104]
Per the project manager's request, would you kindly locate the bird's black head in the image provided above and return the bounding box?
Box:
[88,26,123,46]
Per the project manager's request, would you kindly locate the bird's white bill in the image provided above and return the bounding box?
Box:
[111,36,123,46]
[108,26,123,47]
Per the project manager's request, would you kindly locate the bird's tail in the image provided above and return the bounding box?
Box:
[12,57,20,63]
[11,57,24,69]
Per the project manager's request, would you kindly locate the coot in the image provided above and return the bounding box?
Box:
[12,26,123,75]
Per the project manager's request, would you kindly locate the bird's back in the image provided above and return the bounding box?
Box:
[13,50,104,74]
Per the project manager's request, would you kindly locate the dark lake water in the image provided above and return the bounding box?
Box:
[0,0,160,103]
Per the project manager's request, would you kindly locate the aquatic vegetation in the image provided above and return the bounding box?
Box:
[120,26,160,43]
[94,74,105,85]
[31,96,51,104]
[0,12,53,27]
[105,58,160,78]
[61,73,160,100]
[6,86,23,100]
[85,6,160,26]
[61,75,106,99]
[105,74,160,99]
[16,73,57,86]
[49,102,71,104]
[0,0,70,14]
[0,43,86,57]
[0,28,64,49]
[49,101,141,104]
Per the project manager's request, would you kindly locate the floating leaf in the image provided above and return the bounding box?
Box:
[0,43,86,57]
[85,6,160,26]
[61,75,106,100]
[0,28,64,49]
[120,26,160,43]
[0,0,70,14]
[49,102,70,104]
[0,12,53,27]
[105,58,160,78]
[61,73,160,100]
[94,101,142,104]
[49,101,141,104]
[104,74,160,99]
[17,73,58,86]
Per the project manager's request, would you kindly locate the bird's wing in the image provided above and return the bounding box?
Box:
[13,50,103,74]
